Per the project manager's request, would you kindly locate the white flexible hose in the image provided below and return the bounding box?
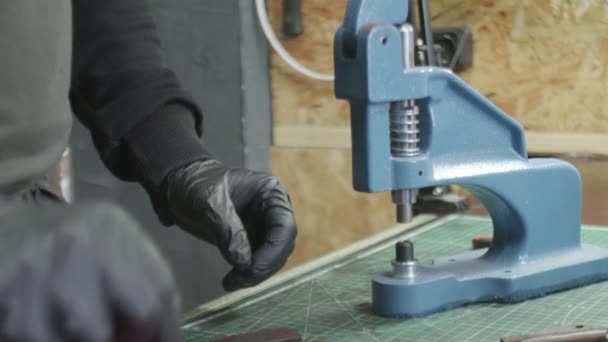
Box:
[255,0,335,82]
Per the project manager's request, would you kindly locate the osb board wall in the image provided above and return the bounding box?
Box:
[267,0,608,133]
[270,147,396,268]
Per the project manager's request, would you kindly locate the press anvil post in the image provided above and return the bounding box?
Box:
[333,0,608,318]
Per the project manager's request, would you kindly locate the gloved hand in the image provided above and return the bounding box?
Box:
[0,200,181,342]
[153,160,297,292]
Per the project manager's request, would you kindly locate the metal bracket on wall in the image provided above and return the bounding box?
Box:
[424,26,473,72]
[282,0,303,37]
[410,0,474,72]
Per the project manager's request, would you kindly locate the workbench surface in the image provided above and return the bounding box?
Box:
[181,215,608,341]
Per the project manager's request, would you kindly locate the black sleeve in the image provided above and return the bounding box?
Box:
[69,0,210,187]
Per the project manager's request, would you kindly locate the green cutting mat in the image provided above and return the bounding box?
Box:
[182,215,608,342]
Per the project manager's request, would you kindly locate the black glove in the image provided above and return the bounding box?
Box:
[154,160,297,292]
[0,200,181,342]
[122,104,297,291]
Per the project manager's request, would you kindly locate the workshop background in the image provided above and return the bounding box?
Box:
[265,0,608,267]
[58,0,608,314]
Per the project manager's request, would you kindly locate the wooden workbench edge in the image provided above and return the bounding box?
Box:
[182,214,438,324]
[274,127,608,157]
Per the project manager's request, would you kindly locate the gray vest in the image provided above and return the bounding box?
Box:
[0,1,72,192]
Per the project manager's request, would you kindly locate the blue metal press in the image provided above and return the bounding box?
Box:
[334,0,608,318]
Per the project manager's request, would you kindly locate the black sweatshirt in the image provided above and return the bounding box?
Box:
[0,0,209,192]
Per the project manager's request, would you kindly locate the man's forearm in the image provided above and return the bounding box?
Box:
[70,0,208,184]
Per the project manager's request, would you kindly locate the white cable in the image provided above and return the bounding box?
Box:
[255,0,335,82]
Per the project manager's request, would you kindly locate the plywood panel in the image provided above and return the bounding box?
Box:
[267,0,608,133]
[273,127,608,156]
[270,147,397,267]
[267,1,345,127]
[574,158,608,225]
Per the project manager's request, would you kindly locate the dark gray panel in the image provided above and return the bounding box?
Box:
[239,1,272,172]
[149,0,245,168]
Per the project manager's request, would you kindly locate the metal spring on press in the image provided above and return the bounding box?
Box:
[389,101,420,158]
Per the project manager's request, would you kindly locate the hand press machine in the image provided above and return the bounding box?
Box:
[333,0,608,318]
